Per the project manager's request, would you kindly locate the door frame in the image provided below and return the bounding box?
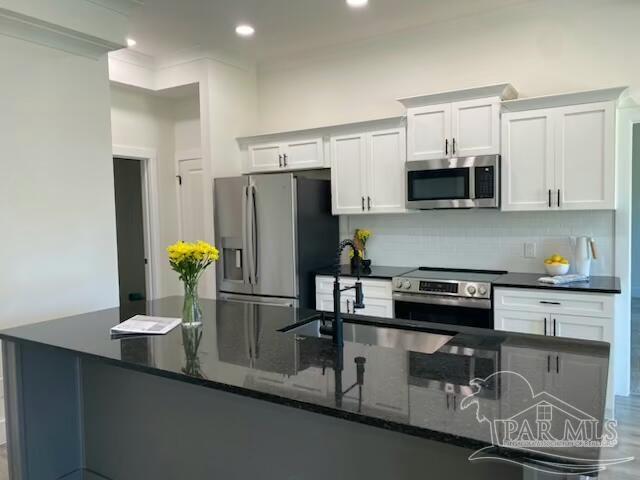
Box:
[113,145,160,302]
[614,106,640,399]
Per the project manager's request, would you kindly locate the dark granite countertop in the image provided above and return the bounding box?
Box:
[315,265,415,279]
[0,297,610,468]
[494,272,621,294]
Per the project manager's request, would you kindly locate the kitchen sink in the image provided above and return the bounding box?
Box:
[280,315,454,355]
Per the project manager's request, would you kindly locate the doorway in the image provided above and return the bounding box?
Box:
[113,157,149,307]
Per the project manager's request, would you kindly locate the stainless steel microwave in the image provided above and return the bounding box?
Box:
[406,155,500,210]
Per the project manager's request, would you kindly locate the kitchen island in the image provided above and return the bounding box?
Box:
[0,297,613,479]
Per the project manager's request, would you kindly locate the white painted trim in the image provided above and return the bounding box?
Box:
[0,7,123,59]
[397,83,517,108]
[112,145,161,302]
[614,106,640,398]
[502,87,628,112]
[85,0,143,17]
[175,148,203,161]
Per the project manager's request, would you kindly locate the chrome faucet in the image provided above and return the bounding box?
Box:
[319,239,365,346]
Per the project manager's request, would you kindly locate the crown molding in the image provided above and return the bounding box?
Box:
[0,7,123,59]
[85,0,143,17]
[109,48,155,68]
[156,44,255,73]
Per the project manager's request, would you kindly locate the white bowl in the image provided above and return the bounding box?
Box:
[545,263,570,276]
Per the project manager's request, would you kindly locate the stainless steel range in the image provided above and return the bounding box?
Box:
[392,268,507,329]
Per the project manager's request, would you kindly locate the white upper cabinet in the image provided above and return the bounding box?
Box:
[501,109,555,211]
[400,84,517,162]
[501,88,624,211]
[331,127,406,215]
[406,98,499,161]
[555,103,615,210]
[407,103,451,161]
[282,138,325,170]
[331,133,367,215]
[367,128,406,213]
[245,137,325,173]
[451,98,501,158]
[248,143,283,173]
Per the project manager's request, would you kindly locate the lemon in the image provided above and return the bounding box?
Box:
[551,254,562,262]
[544,259,553,265]
[560,259,569,265]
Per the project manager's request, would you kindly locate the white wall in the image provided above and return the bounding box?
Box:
[343,210,614,275]
[0,35,119,328]
[110,84,202,298]
[256,0,640,133]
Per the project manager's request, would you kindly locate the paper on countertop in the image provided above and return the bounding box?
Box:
[110,315,181,336]
[538,274,589,285]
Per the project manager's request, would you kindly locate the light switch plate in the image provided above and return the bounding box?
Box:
[524,242,537,259]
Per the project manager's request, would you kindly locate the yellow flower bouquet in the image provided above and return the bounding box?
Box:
[351,229,373,269]
[167,241,219,326]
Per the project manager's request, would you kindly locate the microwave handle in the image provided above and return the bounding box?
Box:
[468,166,476,200]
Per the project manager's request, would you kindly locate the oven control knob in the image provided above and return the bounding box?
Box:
[403,281,412,290]
[478,286,488,296]
[394,279,403,289]
[466,285,477,296]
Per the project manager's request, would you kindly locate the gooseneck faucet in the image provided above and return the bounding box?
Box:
[319,239,365,346]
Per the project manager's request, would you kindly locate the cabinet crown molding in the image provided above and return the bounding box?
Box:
[397,83,518,108]
[501,87,628,112]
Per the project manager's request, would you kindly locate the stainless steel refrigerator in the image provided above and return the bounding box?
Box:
[214,172,338,309]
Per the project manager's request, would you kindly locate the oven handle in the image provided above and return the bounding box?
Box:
[392,292,492,310]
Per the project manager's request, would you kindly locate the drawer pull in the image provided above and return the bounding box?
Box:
[539,301,561,306]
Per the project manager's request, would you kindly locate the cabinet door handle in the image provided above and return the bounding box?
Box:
[540,301,561,306]
[367,196,371,211]
[544,317,547,336]
[361,197,365,211]
[557,189,561,208]
[548,189,552,208]
[278,154,283,168]
[283,153,288,167]
[446,393,450,410]
[547,355,551,373]
[453,395,457,411]
[346,299,351,314]
[553,318,557,336]
[556,355,560,374]
[445,138,449,156]
[452,138,456,156]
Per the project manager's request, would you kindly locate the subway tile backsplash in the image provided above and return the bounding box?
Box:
[340,210,615,275]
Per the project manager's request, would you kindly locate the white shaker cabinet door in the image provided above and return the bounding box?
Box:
[451,98,500,158]
[331,134,367,215]
[366,128,406,214]
[248,143,283,173]
[283,138,325,170]
[555,102,615,210]
[501,110,555,211]
[494,309,548,336]
[407,103,451,161]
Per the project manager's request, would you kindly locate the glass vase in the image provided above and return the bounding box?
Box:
[182,281,203,326]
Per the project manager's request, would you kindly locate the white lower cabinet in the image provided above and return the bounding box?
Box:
[315,276,394,318]
[494,287,614,415]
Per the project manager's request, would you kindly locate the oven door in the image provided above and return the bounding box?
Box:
[393,292,493,329]
[406,156,499,209]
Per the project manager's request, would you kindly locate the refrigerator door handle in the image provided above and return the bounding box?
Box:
[241,185,250,285]
[249,184,259,285]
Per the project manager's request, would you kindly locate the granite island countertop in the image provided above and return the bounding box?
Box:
[0,297,610,468]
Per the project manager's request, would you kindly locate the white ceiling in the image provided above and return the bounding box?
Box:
[127,0,536,65]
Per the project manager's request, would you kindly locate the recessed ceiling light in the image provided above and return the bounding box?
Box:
[235,24,255,37]
[346,0,368,7]
[126,38,137,47]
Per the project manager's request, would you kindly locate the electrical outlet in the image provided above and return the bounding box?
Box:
[524,242,537,259]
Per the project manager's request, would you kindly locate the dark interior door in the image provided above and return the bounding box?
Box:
[113,158,147,307]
